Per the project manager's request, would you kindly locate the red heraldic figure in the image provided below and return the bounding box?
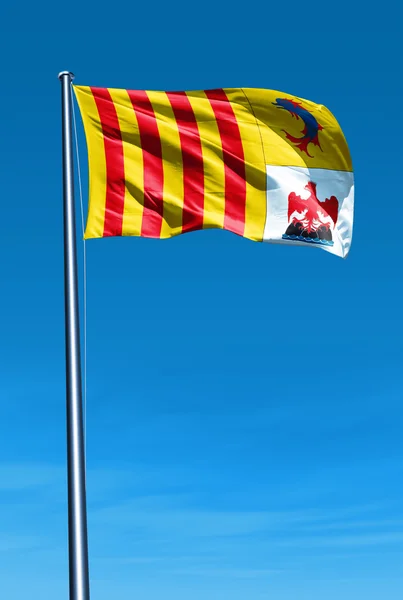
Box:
[283,182,339,246]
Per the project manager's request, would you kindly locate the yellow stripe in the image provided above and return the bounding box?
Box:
[107,88,144,236]
[146,91,184,238]
[73,86,106,238]
[186,91,226,230]
[225,90,267,241]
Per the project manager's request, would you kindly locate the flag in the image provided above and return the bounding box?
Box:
[74,86,354,258]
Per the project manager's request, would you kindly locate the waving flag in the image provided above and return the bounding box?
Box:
[74,86,354,257]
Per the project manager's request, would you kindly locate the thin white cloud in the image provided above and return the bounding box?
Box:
[277,532,403,548]
[165,567,280,578]
[0,463,64,491]
[0,534,42,552]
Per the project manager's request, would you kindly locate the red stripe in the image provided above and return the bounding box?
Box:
[166,92,204,233]
[205,89,246,236]
[91,87,125,237]
[127,90,163,238]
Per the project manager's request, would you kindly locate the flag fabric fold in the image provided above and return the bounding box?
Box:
[74,85,354,257]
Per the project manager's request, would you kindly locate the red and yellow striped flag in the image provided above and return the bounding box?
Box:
[74,86,354,257]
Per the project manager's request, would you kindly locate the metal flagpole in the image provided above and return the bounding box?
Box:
[59,70,91,600]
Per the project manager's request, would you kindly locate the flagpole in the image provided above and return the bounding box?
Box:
[59,70,90,600]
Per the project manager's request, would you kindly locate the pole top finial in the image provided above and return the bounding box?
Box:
[58,71,75,81]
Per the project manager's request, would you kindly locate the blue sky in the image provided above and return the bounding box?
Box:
[0,1,402,598]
